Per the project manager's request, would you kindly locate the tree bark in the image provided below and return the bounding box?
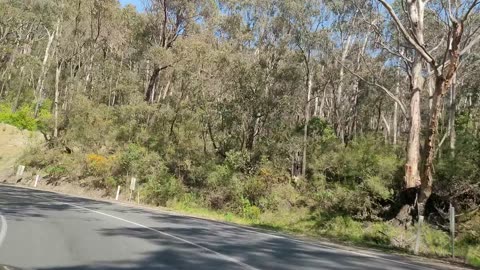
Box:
[246,113,260,151]
[393,63,400,145]
[336,35,352,143]
[404,0,425,189]
[449,75,456,157]
[12,66,25,112]
[302,75,312,176]
[34,22,58,118]
[418,77,448,216]
[145,66,160,102]
[426,66,435,110]
[54,61,62,138]
[405,56,422,189]
[161,79,171,100]
[418,21,463,217]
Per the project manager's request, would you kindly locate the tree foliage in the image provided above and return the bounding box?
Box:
[1,0,479,263]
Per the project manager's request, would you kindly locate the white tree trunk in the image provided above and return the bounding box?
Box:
[404,0,425,189]
[393,64,400,145]
[302,75,313,176]
[34,22,58,117]
[449,74,457,157]
[336,35,353,142]
[54,62,61,138]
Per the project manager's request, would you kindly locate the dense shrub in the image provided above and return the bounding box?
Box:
[85,153,114,176]
[143,174,185,206]
[311,135,401,220]
[0,102,51,131]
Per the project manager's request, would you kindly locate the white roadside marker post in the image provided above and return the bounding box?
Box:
[34,175,40,187]
[129,177,136,201]
[115,186,121,200]
[16,165,25,177]
[449,204,455,258]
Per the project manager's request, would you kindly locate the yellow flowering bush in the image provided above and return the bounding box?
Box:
[86,153,114,176]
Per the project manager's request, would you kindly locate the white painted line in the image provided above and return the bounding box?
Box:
[286,239,436,270]
[20,186,439,270]
[111,200,285,240]
[0,215,7,248]
[33,195,260,270]
[109,206,435,270]
[111,201,434,269]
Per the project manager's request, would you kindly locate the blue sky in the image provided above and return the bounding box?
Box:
[119,0,144,10]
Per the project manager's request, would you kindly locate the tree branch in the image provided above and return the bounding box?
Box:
[462,0,480,22]
[376,0,435,64]
[460,33,480,54]
[336,59,408,118]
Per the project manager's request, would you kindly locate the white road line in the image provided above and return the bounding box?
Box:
[112,205,436,269]
[123,201,435,269]
[33,195,260,270]
[19,186,441,270]
[113,200,285,239]
[278,237,437,270]
[0,215,7,248]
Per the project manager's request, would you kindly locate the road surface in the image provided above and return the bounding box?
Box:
[0,185,459,270]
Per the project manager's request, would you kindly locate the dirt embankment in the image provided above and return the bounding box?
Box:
[0,123,43,179]
[0,123,123,199]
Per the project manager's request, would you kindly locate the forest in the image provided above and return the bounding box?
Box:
[0,0,479,265]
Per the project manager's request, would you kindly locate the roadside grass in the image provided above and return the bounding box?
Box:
[166,198,480,268]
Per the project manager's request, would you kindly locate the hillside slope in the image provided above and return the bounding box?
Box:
[0,123,43,178]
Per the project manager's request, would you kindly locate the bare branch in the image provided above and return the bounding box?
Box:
[376,0,435,64]
[429,33,480,76]
[336,59,408,118]
[428,36,446,54]
[448,0,460,24]
[364,15,414,63]
[461,33,480,54]
[462,0,480,22]
[376,39,414,63]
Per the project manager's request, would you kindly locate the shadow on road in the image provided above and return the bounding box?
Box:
[0,185,437,270]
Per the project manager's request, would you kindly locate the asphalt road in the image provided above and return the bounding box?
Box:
[0,185,459,270]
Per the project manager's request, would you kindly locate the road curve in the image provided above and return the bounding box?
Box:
[0,185,461,270]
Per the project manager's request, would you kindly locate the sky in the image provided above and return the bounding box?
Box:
[119,0,144,11]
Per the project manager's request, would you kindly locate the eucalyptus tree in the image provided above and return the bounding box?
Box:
[142,0,216,104]
[277,0,327,176]
[375,0,480,249]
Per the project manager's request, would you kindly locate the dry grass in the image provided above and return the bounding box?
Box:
[0,123,43,178]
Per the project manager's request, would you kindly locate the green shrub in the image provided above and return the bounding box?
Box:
[0,103,49,131]
[422,225,451,256]
[262,183,301,211]
[362,223,394,246]
[465,245,480,267]
[242,175,269,205]
[105,176,119,189]
[207,164,233,187]
[225,150,250,172]
[224,212,234,222]
[311,135,401,220]
[118,144,146,175]
[45,165,68,178]
[320,215,364,242]
[241,197,261,221]
[143,175,185,206]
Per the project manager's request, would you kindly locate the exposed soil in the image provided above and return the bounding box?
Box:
[0,124,43,179]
